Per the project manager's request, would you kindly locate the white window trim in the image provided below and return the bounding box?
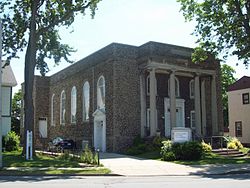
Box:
[83,81,90,121]
[51,94,55,126]
[189,79,194,99]
[60,90,66,125]
[168,77,180,97]
[71,86,77,124]
[97,75,105,109]
[190,110,195,129]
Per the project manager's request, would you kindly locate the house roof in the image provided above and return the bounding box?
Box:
[1,61,17,87]
[227,76,250,91]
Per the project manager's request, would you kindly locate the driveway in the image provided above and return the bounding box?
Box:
[99,153,198,176]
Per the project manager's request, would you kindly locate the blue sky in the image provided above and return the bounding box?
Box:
[10,0,250,94]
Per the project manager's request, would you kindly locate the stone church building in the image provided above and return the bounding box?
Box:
[24,41,223,152]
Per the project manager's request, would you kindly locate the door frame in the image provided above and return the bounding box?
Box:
[93,109,106,152]
[164,98,185,137]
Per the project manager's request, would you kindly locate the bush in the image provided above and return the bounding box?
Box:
[227,137,243,149]
[172,141,203,160]
[162,151,176,161]
[227,142,237,149]
[126,143,148,155]
[4,131,20,151]
[160,140,172,154]
[201,140,212,153]
[153,136,167,150]
[80,145,98,165]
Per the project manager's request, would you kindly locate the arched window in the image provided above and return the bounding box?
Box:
[71,86,77,123]
[97,76,105,109]
[51,94,55,126]
[83,81,90,121]
[189,79,194,99]
[60,90,66,125]
[168,77,180,97]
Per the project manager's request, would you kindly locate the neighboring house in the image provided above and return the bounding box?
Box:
[228,76,250,145]
[21,42,223,152]
[1,61,17,136]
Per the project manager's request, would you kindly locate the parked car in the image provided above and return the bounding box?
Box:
[48,137,76,152]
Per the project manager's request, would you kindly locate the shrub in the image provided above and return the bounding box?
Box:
[126,143,148,155]
[227,137,243,149]
[4,131,20,151]
[80,145,98,165]
[153,136,167,150]
[58,151,72,161]
[162,151,176,161]
[201,140,212,153]
[172,141,203,160]
[160,140,172,155]
[227,142,237,149]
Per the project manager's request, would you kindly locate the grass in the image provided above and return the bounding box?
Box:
[132,150,250,165]
[1,150,110,175]
[3,150,81,168]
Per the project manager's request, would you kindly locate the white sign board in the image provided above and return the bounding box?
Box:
[171,127,192,143]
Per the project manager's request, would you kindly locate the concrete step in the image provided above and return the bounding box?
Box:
[212,149,246,158]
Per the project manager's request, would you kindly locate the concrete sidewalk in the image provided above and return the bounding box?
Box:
[100,152,250,176]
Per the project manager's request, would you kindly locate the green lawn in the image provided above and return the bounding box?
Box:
[1,150,110,175]
[133,150,250,165]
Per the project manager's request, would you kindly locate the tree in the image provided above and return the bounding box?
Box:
[177,0,250,66]
[220,64,237,127]
[11,89,22,135]
[0,0,101,158]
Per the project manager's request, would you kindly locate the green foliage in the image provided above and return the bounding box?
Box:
[227,137,243,150]
[161,141,203,161]
[177,0,250,66]
[10,89,22,135]
[160,140,175,161]
[58,151,72,161]
[152,136,167,150]
[172,141,203,160]
[126,136,165,155]
[162,151,176,161]
[0,0,101,69]
[4,131,20,152]
[201,140,212,153]
[79,145,98,165]
[220,64,237,127]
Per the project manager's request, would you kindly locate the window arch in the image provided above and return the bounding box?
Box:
[189,79,194,99]
[97,76,105,109]
[60,90,66,125]
[71,86,77,123]
[83,81,90,121]
[51,94,55,126]
[168,77,180,97]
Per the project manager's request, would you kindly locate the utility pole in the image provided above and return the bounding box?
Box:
[0,18,3,168]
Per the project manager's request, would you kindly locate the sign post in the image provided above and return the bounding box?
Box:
[0,18,3,168]
[26,130,33,160]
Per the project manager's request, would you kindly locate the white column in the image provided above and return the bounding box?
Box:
[149,68,157,136]
[211,75,218,135]
[201,80,206,136]
[194,75,201,136]
[170,71,176,131]
[140,74,146,138]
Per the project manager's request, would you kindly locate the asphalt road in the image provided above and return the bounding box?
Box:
[1,175,250,188]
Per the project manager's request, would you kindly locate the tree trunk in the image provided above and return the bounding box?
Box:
[23,0,38,158]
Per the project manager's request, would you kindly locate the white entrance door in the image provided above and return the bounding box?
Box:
[93,109,106,152]
[38,117,47,138]
[164,98,185,137]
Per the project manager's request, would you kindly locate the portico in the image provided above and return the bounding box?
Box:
[140,59,219,139]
